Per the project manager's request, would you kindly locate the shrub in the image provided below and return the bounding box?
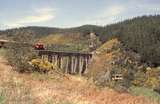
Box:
[129,86,160,103]
[133,67,160,90]
[132,71,146,86]
[5,30,37,72]
[145,68,160,89]
[30,58,58,73]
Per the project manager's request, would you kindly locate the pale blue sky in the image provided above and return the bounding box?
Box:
[0,0,160,29]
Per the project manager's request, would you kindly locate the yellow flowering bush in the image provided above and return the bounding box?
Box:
[132,71,146,86]
[30,59,57,73]
[132,68,160,90]
[145,68,160,89]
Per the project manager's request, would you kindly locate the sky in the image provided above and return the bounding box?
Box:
[0,0,160,30]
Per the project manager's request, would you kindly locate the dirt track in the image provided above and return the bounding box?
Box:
[0,56,157,104]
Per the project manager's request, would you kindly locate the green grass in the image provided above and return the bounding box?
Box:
[0,91,5,104]
[129,86,160,103]
[0,48,6,56]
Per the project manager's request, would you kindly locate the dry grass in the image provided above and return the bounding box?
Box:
[38,33,89,51]
[0,57,34,104]
[38,33,87,45]
[0,56,158,104]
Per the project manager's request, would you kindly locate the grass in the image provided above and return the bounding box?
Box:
[39,33,85,45]
[129,86,160,103]
[30,71,64,82]
[0,91,5,104]
[45,99,74,104]
[0,48,6,56]
[0,48,33,103]
[0,77,33,104]
[38,33,89,52]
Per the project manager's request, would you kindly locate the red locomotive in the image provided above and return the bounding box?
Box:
[34,43,45,50]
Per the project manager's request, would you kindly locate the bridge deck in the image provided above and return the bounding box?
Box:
[38,50,92,56]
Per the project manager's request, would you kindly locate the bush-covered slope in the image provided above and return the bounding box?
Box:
[87,38,142,87]
[100,15,160,65]
[88,38,160,95]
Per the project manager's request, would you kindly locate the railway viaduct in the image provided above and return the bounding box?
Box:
[0,39,93,75]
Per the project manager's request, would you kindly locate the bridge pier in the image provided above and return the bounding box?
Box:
[38,50,92,75]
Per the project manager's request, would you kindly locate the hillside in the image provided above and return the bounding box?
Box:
[0,25,102,39]
[39,33,88,45]
[38,33,90,52]
[0,26,62,39]
[0,15,160,65]
[87,38,141,81]
[88,38,121,77]
[87,38,160,102]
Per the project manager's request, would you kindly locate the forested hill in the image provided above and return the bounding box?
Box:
[0,25,103,38]
[99,15,160,42]
[0,26,63,38]
[101,15,160,65]
[0,15,160,65]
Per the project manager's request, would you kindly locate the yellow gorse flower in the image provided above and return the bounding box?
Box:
[30,58,57,72]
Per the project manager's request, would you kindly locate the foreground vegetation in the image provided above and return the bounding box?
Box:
[0,57,156,104]
[0,76,33,104]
